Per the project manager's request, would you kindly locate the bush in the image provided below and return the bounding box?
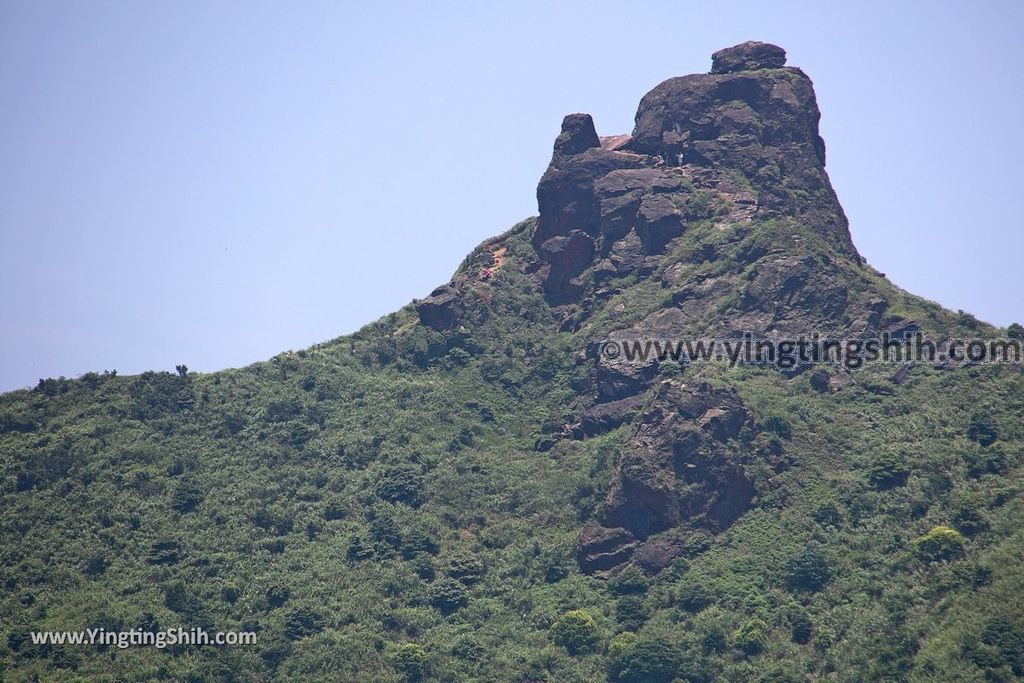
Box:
[965,447,1008,478]
[283,607,324,640]
[867,452,910,489]
[400,524,440,559]
[375,465,425,506]
[732,618,769,656]
[789,609,812,644]
[221,584,241,604]
[760,414,792,440]
[785,546,832,592]
[677,579,714,612]
[389,642,429,682]
[967,413,999,447]
[549,610,599,654]
[812,501,843,528]
[446,552,485,585]
[609,566,648,595]
[610,638,681,682]
[266,584,290,608]
[615,595,649,632]
[451,636,485,661]
[427,578,468,614]
[968,615,1024,675]
[949,494,990,535]
[912,525,965,563]
[607,632,638,680]
[171,479,203,513]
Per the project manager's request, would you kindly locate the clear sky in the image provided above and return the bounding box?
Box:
[1,1,1022,392]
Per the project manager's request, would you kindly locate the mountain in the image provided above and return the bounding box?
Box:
[2,42,1022,683]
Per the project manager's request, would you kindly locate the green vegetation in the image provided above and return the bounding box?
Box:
[549,610,600,654]
[1,218,1022,681]
[912,525,966,563]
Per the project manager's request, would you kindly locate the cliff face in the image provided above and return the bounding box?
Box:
[415,42,967,577]
[532,41,857,309]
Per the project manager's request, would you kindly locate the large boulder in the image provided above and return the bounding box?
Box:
[416,284,462,331]
[603,381,755,539]
[711,41,787,74]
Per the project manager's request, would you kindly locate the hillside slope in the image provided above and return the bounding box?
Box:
[2,42,1022,683]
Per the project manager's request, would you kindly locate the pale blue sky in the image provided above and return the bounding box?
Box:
[1,1,1021,391]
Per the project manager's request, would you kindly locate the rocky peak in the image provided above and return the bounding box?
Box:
[710,41,787,74]
[531,42,858,305]
[553,113,601,157]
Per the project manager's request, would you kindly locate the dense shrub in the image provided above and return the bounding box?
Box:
[732,618,769,655]
[389,642,429,682]
[760,414,792,440]
[549,610,599,654]
[912,526,965,563]
[171,479,203,513]
[949,494,990,535]
[965,615,1024,675]
[867,452,910,489]
[266,584,290,608]
[283,607,324,640]
[785,546,832,592]
[610,638,681,683]
[677,579,714,612]
[615,595,649,632]
[609,566,649,595]
[607,631,638,680]
[965,447,1008,478]
[400,524,440,559]
[264,397,303,423]
[812,501,843,528]
[427,578,468,614]
[375,464,425,506]
[789,609,813,644]
[967,413,999,447]
[445,552,485,585]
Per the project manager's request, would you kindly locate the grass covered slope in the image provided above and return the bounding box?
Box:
[1,218,1022,682]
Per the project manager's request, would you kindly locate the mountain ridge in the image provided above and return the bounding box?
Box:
[1,42,1022,683]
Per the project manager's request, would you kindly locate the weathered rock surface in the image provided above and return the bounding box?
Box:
[711,41,787,74]
[416,284,463,330]
[529,41,858,308]
[577,523,637,573]
[632,387,744,513]
[577,381,759,574]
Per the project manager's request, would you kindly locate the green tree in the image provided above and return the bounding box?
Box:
[912,525,965,563]
[446,552,485,585]
[283,606,324,640]
[389,643,429,682]
[867,452,910,489]
[549,610,599,654]
[967,412,999,447]
[428,578,468,614]
[732,618,769,656]
[611,638,681,682]
[609,566,649,595]
[375,464,425,506]
[615,595,649,632]
[786,545,832,592]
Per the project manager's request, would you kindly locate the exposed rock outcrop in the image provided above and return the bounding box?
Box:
[710,41,787,74]
[531,41,858,309]
[579,381,757,574]
[416,284,463,331]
